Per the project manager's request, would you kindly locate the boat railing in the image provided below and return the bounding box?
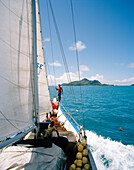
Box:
[59,103,81,131]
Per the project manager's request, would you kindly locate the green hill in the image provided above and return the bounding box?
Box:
[62,78,113,86]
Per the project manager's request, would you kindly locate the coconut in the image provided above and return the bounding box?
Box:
[82,149,88,157]
[78,144,83,152]
[81,139,87,146]
[76,168,81,170]
[76,152,82,160]
[70,164,76,170]
[82,157,88,164]
[77,160,82,167]
[84,164,90,170]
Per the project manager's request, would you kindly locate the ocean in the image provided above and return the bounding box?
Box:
[50,86,134,170]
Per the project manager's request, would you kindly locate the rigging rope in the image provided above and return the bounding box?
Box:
[38,0,54,110]
[43,50,56,94]
[47,0,57,90]
[70,0,84,127]
[37,0,56,97]
[48,0,78,112]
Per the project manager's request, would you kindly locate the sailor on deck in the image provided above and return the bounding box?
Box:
[56,84,63,102]
[45,121,59,138]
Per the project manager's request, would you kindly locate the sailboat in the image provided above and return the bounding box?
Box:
[0,0,97,169]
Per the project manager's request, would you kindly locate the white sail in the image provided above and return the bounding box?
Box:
[0,0,35,141]
[36,0,52,122]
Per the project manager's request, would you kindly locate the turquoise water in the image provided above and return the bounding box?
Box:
[50,86,134,169]
[50,86,134,145]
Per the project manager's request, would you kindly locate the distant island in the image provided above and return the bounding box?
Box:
[62,78,114,86]
[131,84,134,86]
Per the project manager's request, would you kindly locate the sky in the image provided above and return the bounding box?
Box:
[39,0,134,85]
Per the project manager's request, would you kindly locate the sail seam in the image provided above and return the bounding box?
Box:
[0,0,32,25]
[0,75,33,92]
[0,110,25,133]
[0,38,32,59]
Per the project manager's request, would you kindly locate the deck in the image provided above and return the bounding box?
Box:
[26,115,76,143]
[51,116,77,142]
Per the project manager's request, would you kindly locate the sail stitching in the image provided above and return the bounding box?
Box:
[0,0,32,25]
[0,38,32,59]
[0,74,33,92]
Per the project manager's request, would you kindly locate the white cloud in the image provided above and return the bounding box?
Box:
[89,74,134,85]
[48,61,62,67]
[48,73,105,85]
[89,74,104,82]
[80,65,90,72]
[44,38,50,42]
[48,71,134,86]
[127,63,134,68]
[48,72,79,85]
[69,41,86,51]
[114,77,134,85]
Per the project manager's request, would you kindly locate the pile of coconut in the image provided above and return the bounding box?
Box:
[70,139,90,170]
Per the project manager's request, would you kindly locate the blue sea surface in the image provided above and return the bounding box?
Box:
[50,86,134,170]
[50,86,134,145]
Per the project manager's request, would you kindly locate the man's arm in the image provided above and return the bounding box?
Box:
[61,87,63,94]
[54,127,59,136]
[56,129,59,136]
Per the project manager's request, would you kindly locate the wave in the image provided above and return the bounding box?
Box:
[86,130,134,170]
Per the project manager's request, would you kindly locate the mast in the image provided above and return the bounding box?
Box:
[32,0,39,136]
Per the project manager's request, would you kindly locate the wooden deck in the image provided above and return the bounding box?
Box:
[26,115,76,143]
[51,116,76,142]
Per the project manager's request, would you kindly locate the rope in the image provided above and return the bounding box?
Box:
[60,104,81,128]
[50,114,63,121]
[44,50,55,91]
[47,0,57,89]
[0,110,23,133]
[38,0,55,109]
[70,0,84,127]
[51,110,80,131]
[48,0,78,112]
[0,110,35,143]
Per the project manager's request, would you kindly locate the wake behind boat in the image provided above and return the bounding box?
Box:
[0,0,97,169]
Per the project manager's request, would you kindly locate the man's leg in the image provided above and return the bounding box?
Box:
[59,95,61,102]
[58,93,61,102]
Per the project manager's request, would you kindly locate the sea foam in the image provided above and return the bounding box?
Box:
[86,130,134,170]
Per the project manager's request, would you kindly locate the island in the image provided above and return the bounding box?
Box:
[62,78,113,86]
[131,84,134,86]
